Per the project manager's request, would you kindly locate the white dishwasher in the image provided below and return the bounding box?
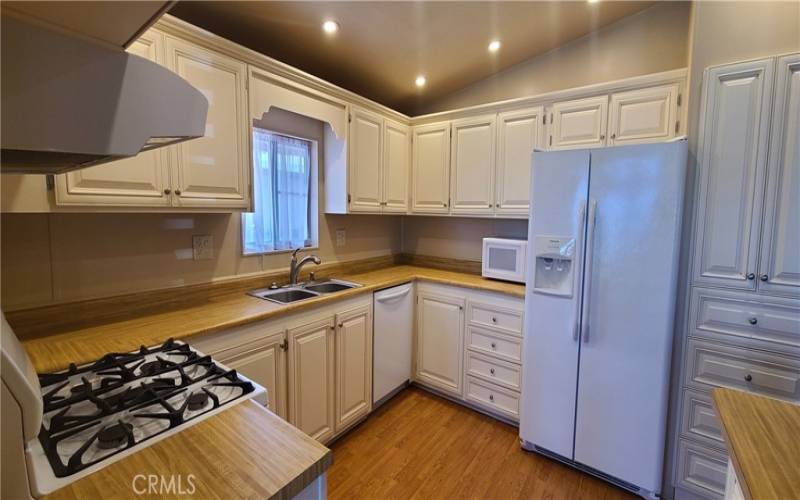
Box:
[373,282,413,405]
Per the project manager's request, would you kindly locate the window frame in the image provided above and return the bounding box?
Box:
[241,128,320,256]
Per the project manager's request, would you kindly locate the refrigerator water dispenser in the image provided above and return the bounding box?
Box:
[532,236,576,296]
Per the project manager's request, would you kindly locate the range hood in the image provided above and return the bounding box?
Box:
[1,15,208,174]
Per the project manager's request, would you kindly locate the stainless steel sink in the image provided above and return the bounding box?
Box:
[248,288,320,304]
[248,279,360,304]
[303,279,360,294]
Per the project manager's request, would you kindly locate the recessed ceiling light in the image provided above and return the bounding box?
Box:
[587,0,600,3]
[322,20,339,34]
[415,75,427,88]
[488,40,501,52]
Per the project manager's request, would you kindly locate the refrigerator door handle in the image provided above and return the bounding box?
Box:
[581,199,598,343]
[572,202,586,341]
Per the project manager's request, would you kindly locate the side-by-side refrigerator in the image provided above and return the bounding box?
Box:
[519,139,688,498]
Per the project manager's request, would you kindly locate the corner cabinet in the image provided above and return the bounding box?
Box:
[411,122,451,213]
[450,115,496,215]
[415,289,465,396]
[383,120,411,213]
[54,29,251,211]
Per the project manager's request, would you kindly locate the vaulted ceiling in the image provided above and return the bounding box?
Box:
[169,1,657,115]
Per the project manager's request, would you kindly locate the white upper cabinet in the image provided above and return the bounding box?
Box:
[164,36,250,209]
[608,84,680,145]
[55,29,171,207]
[348,107,384,212]
[383,119,410,213]
[415,290,465,396]
[450,115,496,215]
[758,54,800,297]
[549,95,608,150]
[334,304,372,432]
[495,107,544,215]
[693,58,774,291]
[412,122,451,213]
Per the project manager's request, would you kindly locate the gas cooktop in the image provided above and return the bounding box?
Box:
[27,339,266,494]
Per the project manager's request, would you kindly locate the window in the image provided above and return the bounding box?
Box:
[242,128,317,255]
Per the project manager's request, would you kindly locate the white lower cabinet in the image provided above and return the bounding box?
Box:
[334,304,373,432]
[415,289,465,396]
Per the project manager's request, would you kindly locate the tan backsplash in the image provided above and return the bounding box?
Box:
[401,217,527,262]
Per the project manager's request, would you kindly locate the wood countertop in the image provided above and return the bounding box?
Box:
[43,400,331,500]
[13,265,525,374]
[712,388,800,500]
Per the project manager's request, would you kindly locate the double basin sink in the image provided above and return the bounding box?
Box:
[248,279,361,304]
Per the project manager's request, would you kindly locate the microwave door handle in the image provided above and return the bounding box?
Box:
[581,199,598,343]
[572,202,586,341]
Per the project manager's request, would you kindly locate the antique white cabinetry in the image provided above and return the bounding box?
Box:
[449,115,496,215]
[415,288,465,395]
[382,119,411,213]
[674,53,800,500]
[495,106,544,215]
[548,95,609,150]
[411,122,451,213]
[608,83,680,145]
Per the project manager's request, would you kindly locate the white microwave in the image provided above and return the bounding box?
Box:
[482,237,527,284]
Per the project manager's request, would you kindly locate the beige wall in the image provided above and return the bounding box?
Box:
[419,1,691,115]
[401,217,527,262]
[0,109,401,311]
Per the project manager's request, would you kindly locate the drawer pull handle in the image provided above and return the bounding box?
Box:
[746,273,755,280]
[489,395,494,402]
[492,317,497,323]
[748,317,758,325]
[491,342,497,349]
[760,274,769,282]
[744,374,753,382]
[490,368,495,375]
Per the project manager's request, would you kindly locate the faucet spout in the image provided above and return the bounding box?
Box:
[289,249,321,285]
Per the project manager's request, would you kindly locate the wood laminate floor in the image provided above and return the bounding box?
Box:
[328,387,637,500]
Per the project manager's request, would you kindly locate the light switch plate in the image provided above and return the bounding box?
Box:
[192,235,214,260]
[336,229,346,247]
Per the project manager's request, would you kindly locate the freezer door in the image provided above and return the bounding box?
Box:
[573,141,687,492]
[519,149,590,458]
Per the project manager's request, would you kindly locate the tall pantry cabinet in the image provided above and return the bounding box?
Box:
[674,53,800,499]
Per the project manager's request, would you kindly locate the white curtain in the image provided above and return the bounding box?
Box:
[243,129,312,254]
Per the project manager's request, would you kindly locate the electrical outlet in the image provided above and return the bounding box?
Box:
[192,235,214,260]
[336,229,346,247]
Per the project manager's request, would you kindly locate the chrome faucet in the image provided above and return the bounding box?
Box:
[289,248,321,285]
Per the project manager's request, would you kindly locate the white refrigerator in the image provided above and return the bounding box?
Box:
[519,140,687,497]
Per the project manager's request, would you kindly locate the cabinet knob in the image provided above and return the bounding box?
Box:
[760,274,769,282]
[175,189,182,196]
[491,317,497,323]
[338,322,344,328]
[490,342,497,349]
[746,273,756,280]
[489,394,494,402]
[600,134,605,140]
[744,374,752,382]
[610,133,616,140]
[164,188,171,195]
[748,317,758,325]
[490,368,495,375]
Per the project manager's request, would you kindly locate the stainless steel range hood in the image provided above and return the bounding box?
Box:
[1,15,208,174]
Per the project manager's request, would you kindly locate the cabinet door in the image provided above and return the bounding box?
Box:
[164,36,250,208]
[383,119,410,213]
[758,53,800,297]
[693,58,774,290]
[450,115,495,214]
[348,107,383,213]
[334,304,372,432]
[415,291,465,396]
[288,317,335,442]
[495,107,543,215]
[217,330,287,419]
[411,122,451,213]
[608,84,679,145]
[55,30,171,207]
[549,95,608,150]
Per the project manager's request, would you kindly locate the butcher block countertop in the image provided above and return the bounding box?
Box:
[712,388,800,500]
[12,264,525,374]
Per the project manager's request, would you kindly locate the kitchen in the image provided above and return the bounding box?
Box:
[1,1,798,499]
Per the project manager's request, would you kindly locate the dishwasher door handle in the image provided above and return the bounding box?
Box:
[375,287,411,303]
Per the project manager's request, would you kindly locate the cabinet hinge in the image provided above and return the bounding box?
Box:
[675,121,680,133]
[677,93,682,107]
[280,340,288,351]
[449,129,452,138]
[347,193,351,203]
[549,136,553,146]
[549,113,553,124]
[542,114,546,125]
[348,113,352,123]
[45,174,55,191]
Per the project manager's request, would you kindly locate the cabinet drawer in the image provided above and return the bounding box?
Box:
[686,339,800,401]
[468,302,523,336]
[466,350,521,391]
[680,389,724,447]
[677,439,727,499]
[467,326,522,364]
[691,288,800,352]
[465,375,520,420]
